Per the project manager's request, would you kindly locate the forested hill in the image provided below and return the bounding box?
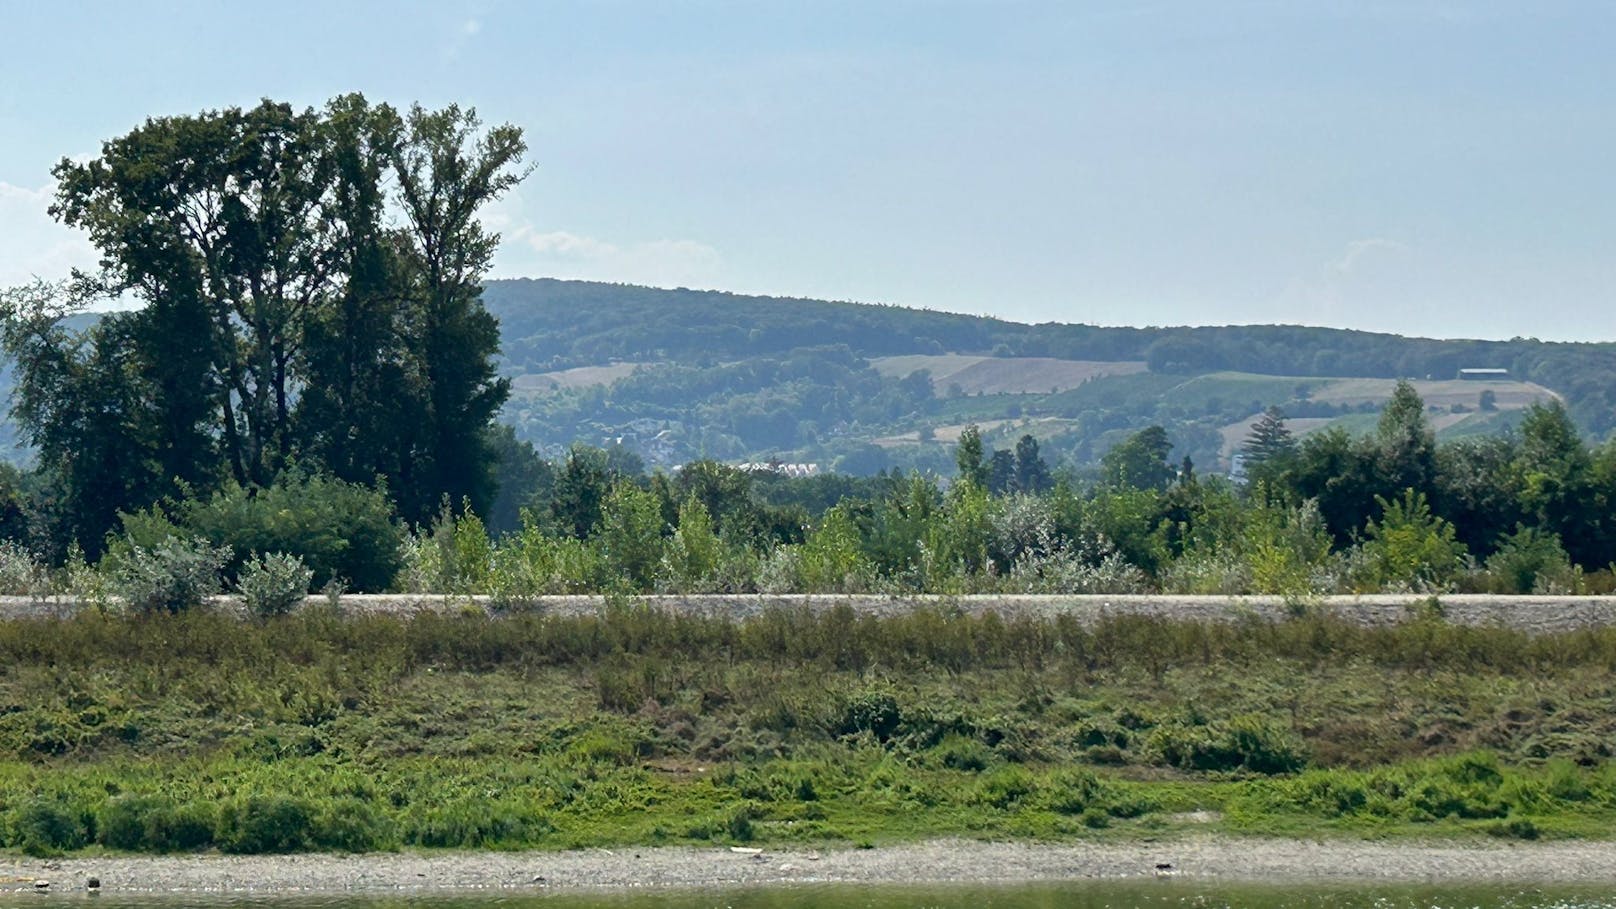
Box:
[484,279,1616,474]
[484,279,1616,418]
[4,279,1612,475]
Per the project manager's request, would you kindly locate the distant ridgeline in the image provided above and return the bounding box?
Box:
[484,278,1616,474]
[1,279,1611,473]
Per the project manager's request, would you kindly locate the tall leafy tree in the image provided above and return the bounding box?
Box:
[1373,380,1437,496]
[1514,401,1601,565]
[386,103,526,522]
[954,424,989,488]
[5,95,528,545]
[1012,433,1052,494]
[1102,426,1175,491]
[0,283,168,555]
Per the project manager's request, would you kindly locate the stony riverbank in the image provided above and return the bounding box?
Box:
[4,838,1616,895]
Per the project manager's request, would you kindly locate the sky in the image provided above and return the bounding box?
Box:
[1,1,1612,341]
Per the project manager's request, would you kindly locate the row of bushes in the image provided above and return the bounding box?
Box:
[0,463,1602,603]
[7,792,526,856]
[1226,752,1616,839]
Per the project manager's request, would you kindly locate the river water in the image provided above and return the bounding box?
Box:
[8,883,1614,909]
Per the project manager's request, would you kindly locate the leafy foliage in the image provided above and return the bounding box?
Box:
[0,94,524,554]
[237,553,315,617]
[182,471,403,592]
[110,538,232,614]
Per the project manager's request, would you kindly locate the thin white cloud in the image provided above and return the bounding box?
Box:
[0,180,99,286]
[442,16,483,62]
[1275,236,1413,325]
[1331,237,1408,276]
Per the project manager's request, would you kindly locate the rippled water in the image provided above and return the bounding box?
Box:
[5,883,1615,909]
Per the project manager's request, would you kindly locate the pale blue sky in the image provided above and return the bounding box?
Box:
[2,1,1612,340]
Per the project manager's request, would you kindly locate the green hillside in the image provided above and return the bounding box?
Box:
[483,279,1609,474]
[0,279,1607,474]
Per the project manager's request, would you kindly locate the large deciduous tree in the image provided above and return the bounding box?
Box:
[1,95,527,552]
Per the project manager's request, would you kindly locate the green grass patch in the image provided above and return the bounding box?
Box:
[0,607,1614,852]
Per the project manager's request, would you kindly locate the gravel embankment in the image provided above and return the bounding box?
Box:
[5,593,1616,634]
[4,838,1616,894]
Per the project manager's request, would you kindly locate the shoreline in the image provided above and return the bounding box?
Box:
[8,838,1616,894]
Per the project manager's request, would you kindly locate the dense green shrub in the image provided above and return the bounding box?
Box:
[973,765,1037,809]
[1039,767,1107,815]
[1359,490,1469,593]
[405,802,548,848]
[931,733,993,772]
[183,472,403,592]
[1485,526,1580,594]
[723,802,758,842]
[836,689,903,741]
[8,799,88,856]
[216,795,315,853]
[96,795,152,850]
[1152,714,1308,775]
[312,798,395,852]
[598,482,667,592]
[98,795,213,852]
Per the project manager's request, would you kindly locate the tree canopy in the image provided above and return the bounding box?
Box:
[1,95,527,553]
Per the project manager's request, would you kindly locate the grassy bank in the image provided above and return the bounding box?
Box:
[3,604,1616,854]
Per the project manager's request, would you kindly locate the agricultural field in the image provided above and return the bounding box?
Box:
[1215,377,1557,462]
[874,416,1082,448]
[511,362,649,395]
[870,355,1147,396]
[1309,377,1558,409]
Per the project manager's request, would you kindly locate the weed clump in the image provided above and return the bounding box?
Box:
[111,538,232,613]
[238,552,314,617]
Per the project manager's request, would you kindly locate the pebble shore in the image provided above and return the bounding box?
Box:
[4,838,1616,894]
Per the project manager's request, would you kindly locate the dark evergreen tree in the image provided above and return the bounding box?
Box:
[988,449,1015,495]
[1242,406,1296,466]
[548,445,615,540]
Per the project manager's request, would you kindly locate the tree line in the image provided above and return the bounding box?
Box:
[394,387,1611,599]
[0,381,1603,605]
[3,96,1615,601]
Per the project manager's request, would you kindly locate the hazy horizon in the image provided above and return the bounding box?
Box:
[3,2,1612,342]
